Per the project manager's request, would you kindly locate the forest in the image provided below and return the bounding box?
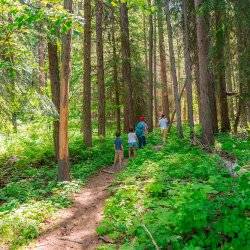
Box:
[0,0,249,249]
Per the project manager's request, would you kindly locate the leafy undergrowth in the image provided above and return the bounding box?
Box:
[216,133,250,168]
[0,124,117,249]
[97,131,250,249]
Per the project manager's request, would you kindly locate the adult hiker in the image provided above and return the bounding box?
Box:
[135,115,148,148]
[159,114,169,143]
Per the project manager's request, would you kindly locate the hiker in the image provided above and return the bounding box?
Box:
[113,131,123,168]
[135,115,148,148]
[128,128,138,158]
[159,114,168,142]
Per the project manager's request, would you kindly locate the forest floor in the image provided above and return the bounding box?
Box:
[27,161,127,250]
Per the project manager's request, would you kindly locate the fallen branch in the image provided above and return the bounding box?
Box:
[101,169,115,174]
[58,237,84,245]
[142,224,160,250]
[99,235,114,244]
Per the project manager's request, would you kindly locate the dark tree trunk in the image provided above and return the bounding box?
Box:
[83,0,92,146]
[111,8,121,132]
[215,7,230,132]
[157,4,170,120]
[153,14,158,126]
[119,3,134,131]
[58,0,73,181]
[165,0,183,138]
[48,41,60,160]
[148,0,154,131]
[194,0,214,146]
[182,0,194,138]
[96,0,106,137]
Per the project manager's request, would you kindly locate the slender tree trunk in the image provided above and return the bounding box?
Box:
[58,0,73,181]
[165,0,183,138]
[148,0,154,131]
[119,2,134,131]
[182,0,194,138]
[48,41,60,160]
[83,0,92,146]
[194,0,214,146]
[189,0,202,124]
[153,14,158,127]
[157,5,170,120]
[96,0,105,137]
[215,7,230,132]
[111,8,121,132]
[38,37,46,89]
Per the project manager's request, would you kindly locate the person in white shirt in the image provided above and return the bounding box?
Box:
[159,114,168,142]
[128,128,138,158]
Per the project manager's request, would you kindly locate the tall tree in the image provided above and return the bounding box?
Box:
[96,0,106,137]
[153,14,158,126]
[119,2,134,130]
[194,0,214,145]
[148,0,154,131]
[182,0,194,138]
[165,0,183,138]
[157,3,170,120]
[58,0,73,181]
[48,41,60,160]
[111,8,121,132]
[214,1,230,132]
[83,0,92,146]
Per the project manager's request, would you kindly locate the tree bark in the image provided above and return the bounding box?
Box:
[96,0,105,137]
[153,14,158,127]
[58,0,73,181]
[194,0,214,146]
[83,0,92,146]
[215,6,230,132]
[48,41,60,160]
[165,0,183,138]
[148,0,154,131]
[119,2,134,131]
[157,4,170,120]
[111,8,121,132]
[182,0,194,138]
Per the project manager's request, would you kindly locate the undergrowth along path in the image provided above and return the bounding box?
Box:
[28,161,127,250]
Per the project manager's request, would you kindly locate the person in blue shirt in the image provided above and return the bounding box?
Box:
[135,115,148,148]
[113,131,123,168]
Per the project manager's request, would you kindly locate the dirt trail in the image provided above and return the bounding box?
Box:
[28,162,127,250]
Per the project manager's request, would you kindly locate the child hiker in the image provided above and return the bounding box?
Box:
[114,131,123,168]
[128,128,138,158]
[159,114,168,142]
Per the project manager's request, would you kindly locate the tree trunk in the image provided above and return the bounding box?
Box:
[48,41,60,160]
[215,6,230,132]
[38,38,46,89]
[194,0,214,146]
[148,0,154,131]
[153,14,158,127]
[157,4,170,120]
[119,2,134,131]
[58,0,73,181]
[96,0,105,137]
[182,0,194,138]
[111,8,121,132]
[83,0,92,146]
[165,0,183,138]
